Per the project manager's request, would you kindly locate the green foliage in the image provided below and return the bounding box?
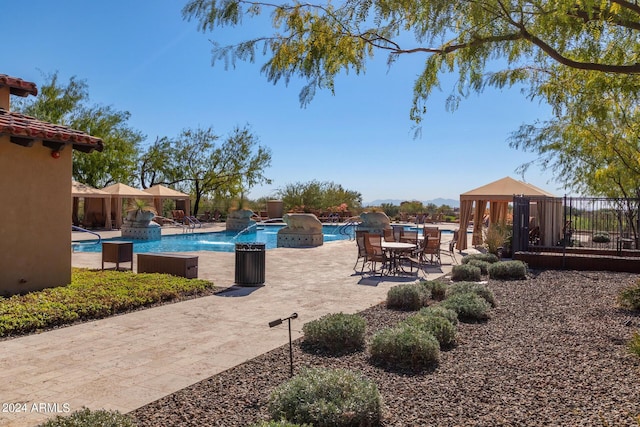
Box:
[401,313,457,348]
[420,280,447,300]
[38,408,136,427]
[0,269,216,337]
[446,282,496,307]
[275,180,362,214]
[592,233,611,243]
[386,283,430,311]
[466,259,491,275]
[483,224,510,256]
[419,306,458,326]
[302,312,366,354]
[13,71,144,188]
[462,253,500,264]
[451,264,481,282]
[369,325,440,371]
[627,331,640,358]
[487,260,528,280]
[268,367,382,427]
[251,421,311,427]
[441,292,491,322]
[618,282,640,311]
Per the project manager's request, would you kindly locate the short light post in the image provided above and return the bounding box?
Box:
[268,312,298,377]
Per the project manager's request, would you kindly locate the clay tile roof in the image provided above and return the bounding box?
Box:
[0,74,38,97]
[0,109,104,152]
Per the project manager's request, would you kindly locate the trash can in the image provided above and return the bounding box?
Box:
[235,242,266,285]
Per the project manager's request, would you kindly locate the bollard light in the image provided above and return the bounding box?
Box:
[268,312,298,377]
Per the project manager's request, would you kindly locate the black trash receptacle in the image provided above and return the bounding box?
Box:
[235,242,266,285]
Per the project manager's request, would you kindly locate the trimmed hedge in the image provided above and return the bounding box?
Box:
[302,312,366,354]
[461,253,499,264]
[387,283,430,311]
[420,280,447,300]
[401,313,456,348]
[451,264,481,282]
[370,325,440,371]
[419,306,459,326]
[441,292,491,322]
[446,282,496,307]
[38,408,136,427]
[487,260,528,280]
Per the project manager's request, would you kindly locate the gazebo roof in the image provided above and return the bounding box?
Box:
[102,183,152,198]
[460,176,556,201]
[142,184,189,198]
[72,181,110,198]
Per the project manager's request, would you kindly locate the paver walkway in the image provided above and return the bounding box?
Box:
[0,225,467,427]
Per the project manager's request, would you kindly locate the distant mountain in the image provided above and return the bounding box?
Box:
[365,198,459,208]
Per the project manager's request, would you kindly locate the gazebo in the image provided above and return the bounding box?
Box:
[457,176,559,250]
[102,183,153,229]
[142,184,191,218]
[72,181,112,230]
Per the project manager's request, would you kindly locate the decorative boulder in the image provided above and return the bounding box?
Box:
[226,208,257,232]
[277,213,323,247]
[359,211,391,234]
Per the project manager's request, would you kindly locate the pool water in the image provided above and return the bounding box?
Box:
[73,224,354,253]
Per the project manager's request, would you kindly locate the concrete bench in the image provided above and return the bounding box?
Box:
[137,253,198,278]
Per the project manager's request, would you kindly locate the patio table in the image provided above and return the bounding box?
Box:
[382,241,417,275]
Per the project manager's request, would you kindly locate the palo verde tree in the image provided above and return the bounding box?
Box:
[275,180,362,212]
[182,0,640,126]
[13,72,144,188]
[168,125,272,215]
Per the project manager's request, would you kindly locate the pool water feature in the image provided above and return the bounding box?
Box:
[73,224,354,254]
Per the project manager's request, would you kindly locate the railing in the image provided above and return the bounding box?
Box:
[71,225,102,251]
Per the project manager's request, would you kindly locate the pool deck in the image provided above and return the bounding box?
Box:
[1,223,475,427]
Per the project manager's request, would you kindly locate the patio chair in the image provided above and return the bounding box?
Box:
[406,235,430,273]
[422,231,442,265]
[354,230,368,272]
[440,229,459,264]
[363,232,390,275]
[383,228,395,242]
[400,230,419,244]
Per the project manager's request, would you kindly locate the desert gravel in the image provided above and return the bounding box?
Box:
[130,270,640,426]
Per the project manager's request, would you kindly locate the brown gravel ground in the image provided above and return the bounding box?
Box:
[130,270,640,426]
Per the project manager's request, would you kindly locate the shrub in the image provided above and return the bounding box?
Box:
[251,421,311,427]
[451,264,481,282]
[592,232,611,243]
[302,313,366,354]
[401,314,456,348]
[488,260,528,280]
[619,282,640,310]
[268,367,382,427]
[419,306,459,326]
[461,253,499,264]
[386,283,430,311]
[369,325,440,371]
[38,408,136,427]
[441,292,491,322]
[628,331,640,357]
[420,280,447,300]
[466,259,491,275]
[446,282,496,307]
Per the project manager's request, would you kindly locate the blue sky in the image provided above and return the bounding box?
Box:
[3,1,563,205]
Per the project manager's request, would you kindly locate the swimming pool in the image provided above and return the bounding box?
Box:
[73,224,355,253]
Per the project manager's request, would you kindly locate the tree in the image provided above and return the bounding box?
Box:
[276,180,362,212]
[13,72,144,187]
[183,0,640,124]
[138,136,183,189]
[170,125,272,215]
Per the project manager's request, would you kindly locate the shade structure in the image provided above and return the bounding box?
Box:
[457,176,557,250]
[72,181,112,230]
[142,184,191,217]
[102,183,153,229]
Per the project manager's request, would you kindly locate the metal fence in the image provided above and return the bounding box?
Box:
[513,196,640,253]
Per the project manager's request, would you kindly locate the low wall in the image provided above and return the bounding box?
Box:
[515,247,640,273]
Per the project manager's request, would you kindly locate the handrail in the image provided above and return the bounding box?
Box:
[71,225,102,246]
[338,219,361,239]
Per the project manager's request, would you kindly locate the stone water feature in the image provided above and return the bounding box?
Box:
[277,213,323,248]
[357,211,391,235]
[121,209,161,240]
[226,209,256,232]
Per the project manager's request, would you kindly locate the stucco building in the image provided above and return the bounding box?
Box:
[0,74,103,295]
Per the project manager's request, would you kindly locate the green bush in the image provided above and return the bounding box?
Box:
[268,367,382,427]
[451,264,481,282]
[420,280,447,300]
[369,325,440,371]
[619,282,640,310]
[628,331,640,357]
[419,306,459,326]
[38,408,136,427]
[401,313,456,348]
[592,232,611,243]
[386,283,430,311]
[461,253,499,264]
[487,260,528,280]
[251,421,311,427]
[302,312,366,354]
[441,292,491,322]
[466,259,491,275]
[446,282,496,307]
